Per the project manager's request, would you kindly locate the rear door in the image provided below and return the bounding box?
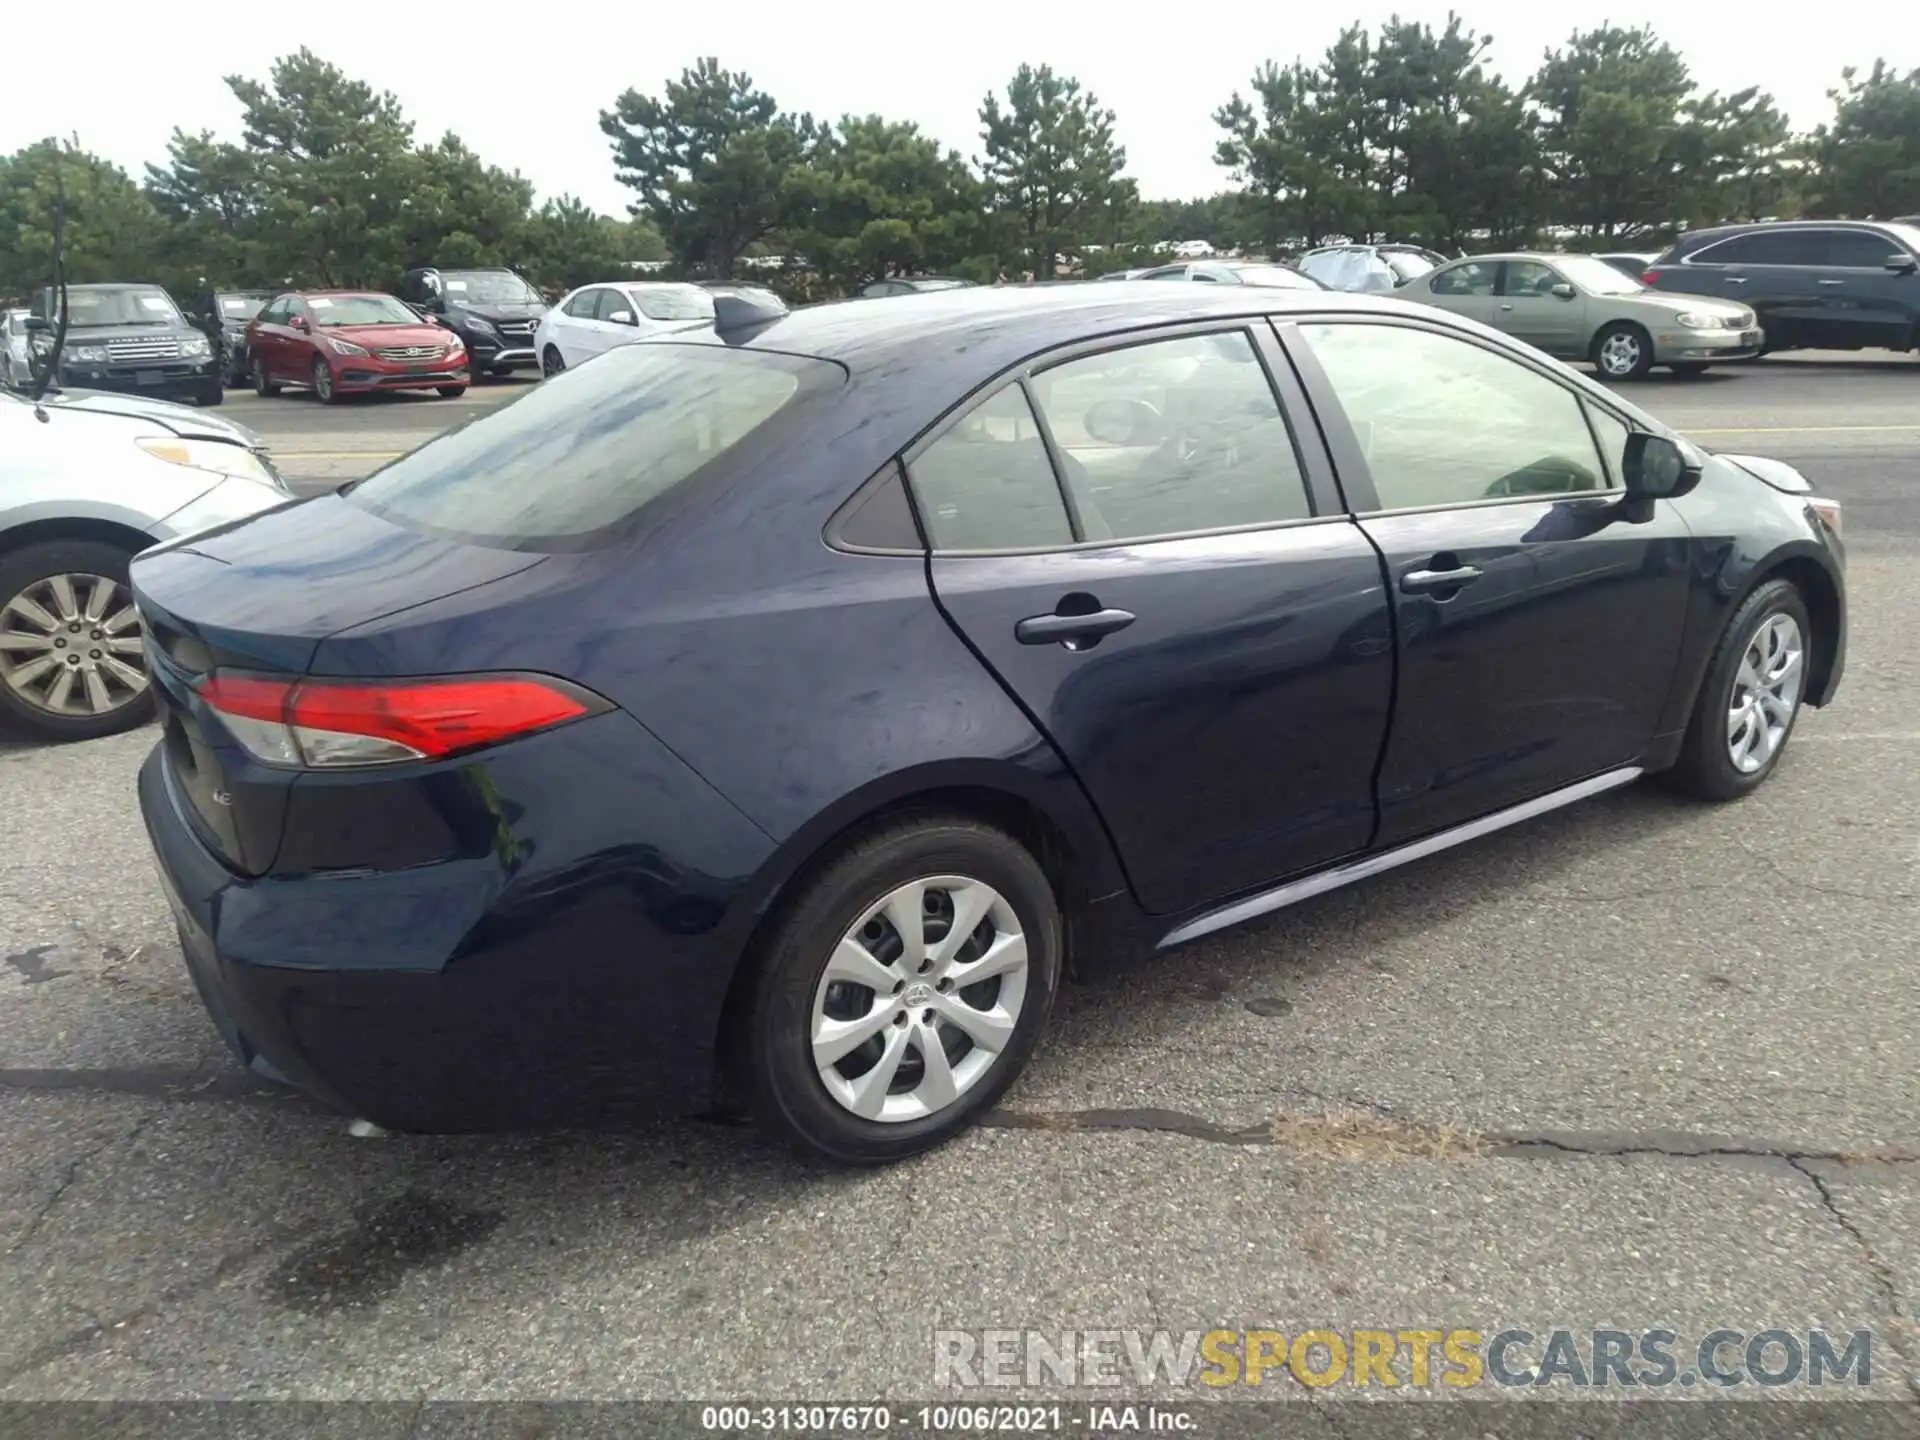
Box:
[1496,260,1585,358]
[913,323,1394,915]
[1283,316,1692,847]
[1421,260,1498,327]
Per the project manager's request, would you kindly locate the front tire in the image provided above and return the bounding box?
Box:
[436,385,467,398]
[0,539,154,742]
[195,381,224,407]
[1593,322,1654,381]
[1663,578,1811,801]
[312,358,340,405]
[736,816,1062,1164]
[541,345,566,378]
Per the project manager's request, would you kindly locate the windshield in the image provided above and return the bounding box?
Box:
[440,271,543,306]
[218,294,269,319]
[64,288,184,328]
[1885,223,1920,254]
[309,294,424,326]
[1232,264,1320,290]
[1557,256,1645,295]
[344,344,842,551]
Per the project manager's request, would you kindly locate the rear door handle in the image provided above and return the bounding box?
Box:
[1015,608,1136,647]
[1498,303,1514,311]
[1817,278,1845,287]
[1401,565,1483,595]
[1725,277,1748,286]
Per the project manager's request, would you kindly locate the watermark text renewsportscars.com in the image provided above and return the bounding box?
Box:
[934,1327,1874,1389]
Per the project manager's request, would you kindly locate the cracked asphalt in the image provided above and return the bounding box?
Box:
[2,356,1917,1408]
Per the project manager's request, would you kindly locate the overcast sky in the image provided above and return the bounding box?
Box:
[8,4,1914,216]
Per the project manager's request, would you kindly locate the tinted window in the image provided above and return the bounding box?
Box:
[908,385,1072,551]
[1301,323,1610,510]
[345,345,837,550]
[1029,331,1311,540]
[1812,229,1903,267]
[1431,262,1496,296]
[563,289,600,318]
[1693,230,1818,266]
[1503,261,1560,297]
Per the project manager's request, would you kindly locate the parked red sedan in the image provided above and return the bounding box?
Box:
[245,291,468,404]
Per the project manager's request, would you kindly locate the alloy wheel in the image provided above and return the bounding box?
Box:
[809,875,1029,1123]
[0,573,148,718]
[1727,612,1804,774]
[312,361,334,402]
[1598,330,1643,377]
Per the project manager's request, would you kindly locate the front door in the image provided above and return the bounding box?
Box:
[1803,227,1918,349]
[1285,317,1692,847]
[913,325,1394,915]
[1496,260,1585,358]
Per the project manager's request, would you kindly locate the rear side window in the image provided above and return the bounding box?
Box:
[345,344,840,551]
[907,385,1073,551]
[563,289,600,318]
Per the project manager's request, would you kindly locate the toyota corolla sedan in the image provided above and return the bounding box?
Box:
[132,286,1845,1164]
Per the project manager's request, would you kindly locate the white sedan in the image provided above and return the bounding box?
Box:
[534,282,717,376]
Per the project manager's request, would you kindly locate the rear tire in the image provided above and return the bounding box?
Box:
[736,815,1062,1165]
[0,539,154,742]
[1592,322,1654,381]
[436,385,466,398]
[252,356,280,397]
[1668,363,1708,378]
[1662,578,1811,802]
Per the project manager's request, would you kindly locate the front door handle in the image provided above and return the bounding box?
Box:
[1725,276,1748,286]
[1498,303,1514,311]
[1401,565,1483,596]
[1015,607,1136,647]
[1817,278,1845,287]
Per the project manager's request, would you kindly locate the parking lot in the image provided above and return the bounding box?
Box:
[3,357,1918,1405]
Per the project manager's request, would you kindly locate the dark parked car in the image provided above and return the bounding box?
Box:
[856,276,973,298]
[1134,260,1323,289]
[245,291,469,403]
[27,284,222,406]
[395,266,546,378]
[1643,220,1920,356]
[186,290,277,386]
[133,285,1846,1164]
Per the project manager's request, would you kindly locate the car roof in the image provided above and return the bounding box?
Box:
[728,282,1402,380]
[292,289,398,299]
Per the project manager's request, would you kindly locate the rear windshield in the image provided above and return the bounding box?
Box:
[343,343,841,551]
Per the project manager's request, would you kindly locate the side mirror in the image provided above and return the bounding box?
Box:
[1083,397,1162,446]
[1622,432,1701,501]
[1886,253,1918,275]
[1551,282,1577,300]
[608,309,636,326]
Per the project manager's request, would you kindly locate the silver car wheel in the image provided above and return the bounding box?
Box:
[0,573,148,718]
[1727,613,1804,774]
[810,875,1030,1123]
[1598,329,1643,377]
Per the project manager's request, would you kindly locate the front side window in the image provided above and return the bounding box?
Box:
[1502,261,1561,297]
[908,385,1072,551]
[1585,403,1634,487]
[1029,330,1312,541]
[1300,322,1611,510]
[345,345,838,550]
[1811,229,1902,268]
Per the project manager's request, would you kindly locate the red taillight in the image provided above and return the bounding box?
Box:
[1641,269,1659,285]
[199,673,602,768]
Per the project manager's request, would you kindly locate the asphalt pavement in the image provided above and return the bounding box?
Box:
[2,354,1917,1409]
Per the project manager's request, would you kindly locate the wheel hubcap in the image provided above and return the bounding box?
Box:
[0,573,147,718]
[1600,332,1641,375]
[1727,613,1804,774]
[810,876,1029,1123]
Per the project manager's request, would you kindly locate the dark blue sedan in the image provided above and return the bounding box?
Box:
[131,284,1847,1163]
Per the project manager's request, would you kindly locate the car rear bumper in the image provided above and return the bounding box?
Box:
[136,709,775,1132]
